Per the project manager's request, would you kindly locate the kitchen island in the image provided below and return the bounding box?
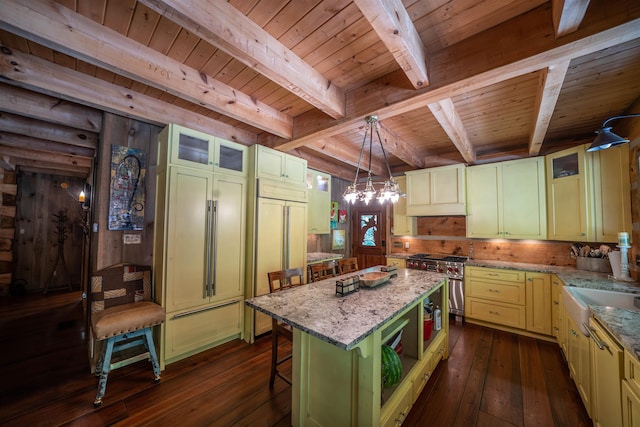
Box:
[245,266,448,427]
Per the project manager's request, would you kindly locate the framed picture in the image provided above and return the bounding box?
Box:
[108,145,146,230]
[332,229,345,250]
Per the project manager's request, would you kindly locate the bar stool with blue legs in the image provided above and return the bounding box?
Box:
[90,264,165,407]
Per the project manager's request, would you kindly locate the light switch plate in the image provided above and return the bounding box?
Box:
[123,234,141,244]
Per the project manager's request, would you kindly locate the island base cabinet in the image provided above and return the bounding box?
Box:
[291,282,447,427]
[163,300,242,364]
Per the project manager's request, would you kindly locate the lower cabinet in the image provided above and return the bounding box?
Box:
[163,300,243,363]
[387,256,407,268]
[589,318,623,427]
[623,349,640,427]
[465,266,552,337]
[567,314,592,417]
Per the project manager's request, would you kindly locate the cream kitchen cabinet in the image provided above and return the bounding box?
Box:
[551,275,562,339]
[466,157,546,239]
[525,272,552,336]
[567,313,592,417]
[405,164,466,216]
[589,317,623,427]
[392,176,416,236]
[591,143,632,243]
[546,143,631,242]
[245,145,307,340]
[163,123,247,176]
[155,124,247,368]
[623,350,640,427]
[306,168,331,234]
[386,256,407,268]
[255,144,307,187]
[465,266,553,337]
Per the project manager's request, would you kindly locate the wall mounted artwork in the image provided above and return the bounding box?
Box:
[108,145,146,230]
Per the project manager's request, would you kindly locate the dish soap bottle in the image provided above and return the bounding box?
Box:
[434,306,442,331]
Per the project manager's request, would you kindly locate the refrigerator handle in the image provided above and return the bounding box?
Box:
[205,199,213,298]
[284,205,290,269]
[211,200,218,296]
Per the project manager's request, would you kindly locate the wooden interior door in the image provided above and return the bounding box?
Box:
[351,205,387,269]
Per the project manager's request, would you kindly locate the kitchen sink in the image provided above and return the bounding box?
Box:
[562,286,639,336]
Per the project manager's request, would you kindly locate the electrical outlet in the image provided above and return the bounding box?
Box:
[404,241,410,249]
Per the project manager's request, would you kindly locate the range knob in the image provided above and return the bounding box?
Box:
[453,267,459,273]
[437,266,444,273]
[447,266,453,273]
[420,261,428,270]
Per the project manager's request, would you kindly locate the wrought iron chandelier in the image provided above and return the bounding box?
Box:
[343,115,405,204]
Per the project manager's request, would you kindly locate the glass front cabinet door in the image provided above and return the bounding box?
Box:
[167,124,246,176]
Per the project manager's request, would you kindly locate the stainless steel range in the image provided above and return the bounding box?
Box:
[406,253,466,319]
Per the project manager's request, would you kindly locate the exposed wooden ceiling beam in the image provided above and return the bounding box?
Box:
[293,149,354,182]
[0,83,101,133]
[552,0,591,37]
[17,165,87,178]
[0,111,98,150]
[0,0,292,138]
[0,45,257,145]
[0,145,92,168]
[308,136,387,177]
[274,5,640,154]
[354,0,429,89]
[428,99,476,163]
[378,122,426,169]
[140,0,346,120]
[0,131,94,158]
[529,61,570,155]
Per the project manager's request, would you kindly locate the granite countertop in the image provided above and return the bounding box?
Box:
[245,267,446,351]
[307,252,344,264]
[466,259,640,360]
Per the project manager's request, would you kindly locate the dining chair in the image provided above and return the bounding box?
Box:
[267,267,305,388]
[338,257,359,274]
[309,262,336,282]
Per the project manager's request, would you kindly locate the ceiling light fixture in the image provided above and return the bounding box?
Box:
[343,115,405,204]
[587,113,640,152]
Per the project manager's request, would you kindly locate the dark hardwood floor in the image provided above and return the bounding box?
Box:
[0,292,591,426]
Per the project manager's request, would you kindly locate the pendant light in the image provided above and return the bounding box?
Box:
[587,113,640,152]
[343,115,405,204]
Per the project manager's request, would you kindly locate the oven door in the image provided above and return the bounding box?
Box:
[449,278,464,317]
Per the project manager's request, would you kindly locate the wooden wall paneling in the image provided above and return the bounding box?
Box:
[91,113,160,272]
[14,171,85,293]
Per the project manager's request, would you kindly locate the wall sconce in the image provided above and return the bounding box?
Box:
[79,183,91,211]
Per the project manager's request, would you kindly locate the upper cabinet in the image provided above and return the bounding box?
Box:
[307,169,331,234]
[466,157,546,239]
[159,123,247,177]
[546,144,631,242]
[392,176,416,236]
[255,144,307,187]
[591,144,631,243]
[546,145,590,241]
[405,164,466,216]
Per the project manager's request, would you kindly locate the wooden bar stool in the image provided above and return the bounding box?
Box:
[90,264,165,406]
[309,262,336,282]
[338,257,359,274]
[267,267,305,388]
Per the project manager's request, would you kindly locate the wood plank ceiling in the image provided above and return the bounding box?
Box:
[0,0,639,180]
